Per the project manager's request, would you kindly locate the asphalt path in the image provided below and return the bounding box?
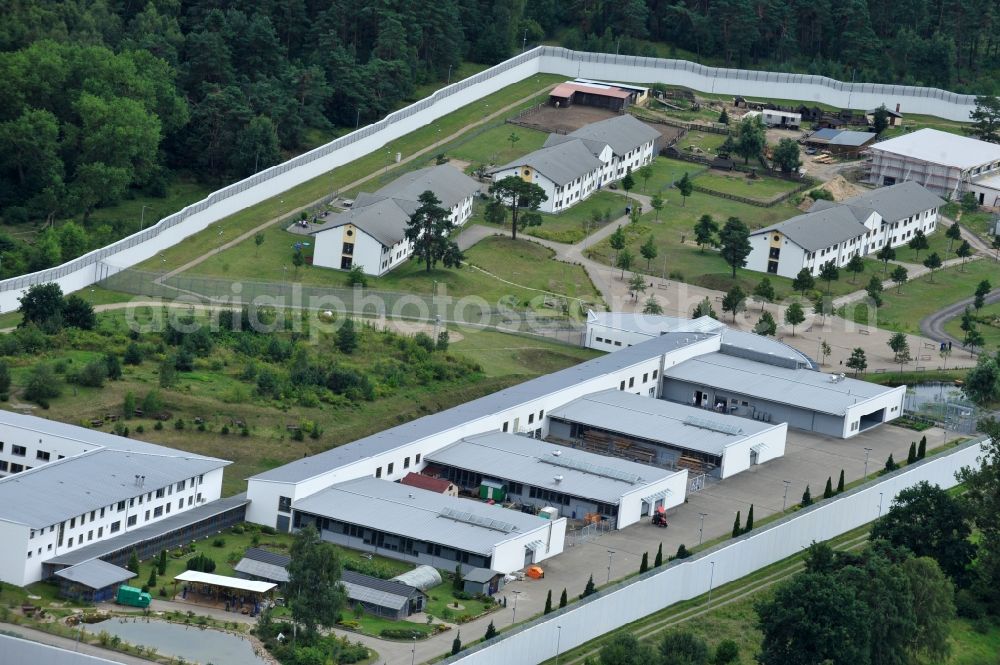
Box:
[919,288,1000,347]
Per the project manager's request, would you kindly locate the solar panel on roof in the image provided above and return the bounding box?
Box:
[539,455,644,484]
[438,507,518,533]
[683,415,744,436]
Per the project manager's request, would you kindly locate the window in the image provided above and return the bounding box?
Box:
[539,410,544,419]
[70,517,76,528]
[278,496,292,513]
[127,515,137,527]
[343,242,355,255]
[387,462,394,475]
[620,380,626,391]
[415,454,421,464]
[404,457,410,469]
[153,506,163,518]
[165,502,171,513]
[117,501,126,512]
[652,370,658,379]
[196,492,202,503]
[629,377,635,388]
[87,530,93,541]
[528,413,534,424]
[90,510,95,520]
[145,510,150,521]
[36,450,50,461]
[0,461,6,471]
[177,480,186,491]
[10,463,23,473]
[502,422,509,432]
[100,507,105,518]
[110,521,121,534]
[188,496,193,506]
[155,488,165,499]
[12,445,26,457]
[375,466,382,478]
[643,373,648,383]
[98,527,103,537]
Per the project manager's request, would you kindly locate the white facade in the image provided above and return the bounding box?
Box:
[717,424,788,478]
[615,470,689,528]
[743,109,801,128]
[0,413,227,586]
[246,335,720,531]
[490,519,567,574]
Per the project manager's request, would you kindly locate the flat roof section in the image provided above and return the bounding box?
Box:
[426,432,679,503]
[54,559,134,590]
[175,570,276,594]
[252,333,712,484]
[292,477,551,556]
[0,448,229,529]
[548,390,778,456]
[664,352,892,416]
[871,128,1000,170]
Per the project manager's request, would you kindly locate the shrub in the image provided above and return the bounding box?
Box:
[380,628,425,640]
[154,421,164,431]
[185,554,216,573]
[174,418,184,430]
[212,537,226,548]
[220,425,229,435]
[260,525,277,535]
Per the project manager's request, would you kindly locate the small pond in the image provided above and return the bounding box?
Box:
[84,618,268,665]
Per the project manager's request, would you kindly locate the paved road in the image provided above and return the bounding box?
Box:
[920,287,1000,347]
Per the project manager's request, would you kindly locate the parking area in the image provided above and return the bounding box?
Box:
[492,423,949,614]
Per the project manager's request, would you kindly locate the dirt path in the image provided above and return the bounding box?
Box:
[159,83,558,283]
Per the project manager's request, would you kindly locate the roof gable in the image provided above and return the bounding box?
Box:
[565,115,660,156]
[491,139,604,186]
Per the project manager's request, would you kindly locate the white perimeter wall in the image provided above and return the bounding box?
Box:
[0,48,980,313]
[441,435,989,665]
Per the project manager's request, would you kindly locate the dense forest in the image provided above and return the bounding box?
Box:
[1,0,997,279]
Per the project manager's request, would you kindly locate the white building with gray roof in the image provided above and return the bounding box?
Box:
[307,164,480,276]
[0,410,230,586]
[293,476,566,574]
[490,115,659,213]
[746,180,944,278]
[425,432,688,528]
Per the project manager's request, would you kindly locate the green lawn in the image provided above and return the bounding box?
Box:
[449,329,600,378]
[675,131,728,156]
[526,190,626,244]
[841,259,997,334]
[139,74,565,273]
[463,236,602,305]
[945,301,1000,354]
[890,226,958,264]
[188,230,601,312]
[693,171,800,201]
[85,178,215,231]
[585,190,883,299]
[959,209,998,242]
[446,124,548,169]
[640,156,709,194]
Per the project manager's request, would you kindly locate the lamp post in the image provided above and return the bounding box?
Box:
[781,480,791,511]
[356,108,360,129]
[863,447,873,480]
[698,513,707,545]
[707,561,716,605]
[878,491,884,518]
[607,549,616,584]
[140,205,150,231]
[555,625,562,664]
[411,636,417,665]
[447,64,453,85]
[511,590,521,625]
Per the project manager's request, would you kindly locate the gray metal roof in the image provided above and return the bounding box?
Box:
[462,567,501,583]
[542,134,610,159]
[564,115,660,156]
[836,180,945,223]
[251,333,711,484]
[663,352,894,416]
[309,197,411,247]
[0,633,126,665]
[46,494,249,566]
[234,548,290,583]
[292,477,552,556]
[548,389,779,456]
[54,559,134,589]
[587,311,726,336]
[829,131,877,147]
[0,447,229,529]
[492,139,604,186]
[426,432,677,503]
[809,128,841,141]
[719,329,816,369]
[753,205,870,251]
[341,570,421,611]
[373,164,480,210]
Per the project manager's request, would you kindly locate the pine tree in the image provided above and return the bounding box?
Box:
[885,453,897,472]
[823,477,833,499]
[580,575,596,599]
[639,552,649,574]
[127,550,140,576]
[158,549,167,575]
[484,621,497,640]
[801,485,812,506]
[147,567,157,589]
[544,589,553,614]
[836,469,845,494]
[453,564,463,591]
[452,634,462,655]
[336,318,358,354]
[907,442,917,465]
[744,505,754,533]
[654,542,663,567]
[732,510,742,538]
[559,588,568,608]
[918,436,927,459]
[674,544,690,559]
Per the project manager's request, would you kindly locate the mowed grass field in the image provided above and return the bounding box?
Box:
[842,258,996,334]
[695,171,801,201]
[138,74,565,273]
[526,190,627,244]
[945,300,1000,353]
